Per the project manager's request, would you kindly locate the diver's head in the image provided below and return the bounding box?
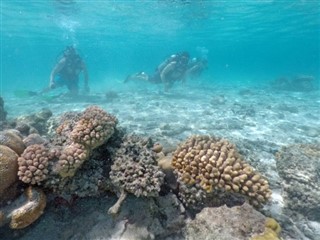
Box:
[179,51,190,64]
[63,46,77,57]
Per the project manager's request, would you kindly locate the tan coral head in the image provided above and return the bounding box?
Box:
[4,187,47,229]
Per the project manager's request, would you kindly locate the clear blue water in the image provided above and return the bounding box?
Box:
[1,2,320,238]
[1,0,319,93]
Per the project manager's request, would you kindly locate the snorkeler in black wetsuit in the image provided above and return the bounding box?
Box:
[49,46,90,96]
[125,51,190,92]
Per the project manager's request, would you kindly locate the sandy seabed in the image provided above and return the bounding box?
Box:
[1,82,320,240]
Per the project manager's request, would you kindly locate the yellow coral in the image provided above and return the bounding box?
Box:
[57,143,89,178]
[9,186,46,229]
[172,135,272,205]
[251,218,281,240]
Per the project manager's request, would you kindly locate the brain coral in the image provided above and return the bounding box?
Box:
[70,106,118,149]
[17,144,50,185]
[0,130,26,155]
[0,145,19,198]
[172,135,271,207]
[110,134,165,198]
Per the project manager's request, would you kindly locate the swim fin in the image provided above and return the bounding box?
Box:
[13,90,39,98]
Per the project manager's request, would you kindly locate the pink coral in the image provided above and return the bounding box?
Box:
[70,106,117,149]
[57,143,89,178]
[17,144,50,185]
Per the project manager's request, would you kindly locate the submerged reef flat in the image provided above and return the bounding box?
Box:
[0,84,319,240]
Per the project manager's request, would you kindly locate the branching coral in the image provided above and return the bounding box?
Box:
[17,144,50,185]
[172,135,272,207]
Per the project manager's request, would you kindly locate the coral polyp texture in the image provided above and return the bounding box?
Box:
[110,134,165,198]
[57,143,90,178]
[0,145,19,199]
[17,144,50,185]
[52,106,117,178]
[70,106,118,149]
[172,135,272,207]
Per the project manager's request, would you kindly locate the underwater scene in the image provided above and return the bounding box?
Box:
[0,1,319,239]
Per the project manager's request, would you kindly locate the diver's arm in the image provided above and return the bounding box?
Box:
[160,62,176,92]
[186,64,198,76]
[49,58,66,88]
[160,62,176,83]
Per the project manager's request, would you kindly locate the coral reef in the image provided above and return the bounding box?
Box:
[172,135,272,207]
[57,143,89,178]
[0,145,19,202]
[110,134,165,197]
[17,144,50,185]
[250,217,281,240]
[0,130,26,155]
[0,186,46,229]
[276,143,320,221]
[70,106,117,149]
[109,134,165,214]
[51,106,117,178]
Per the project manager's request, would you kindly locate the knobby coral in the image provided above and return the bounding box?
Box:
[70,106,118,149]
[110,135,165,198]
[57,143,89,178]
[172,135,272,207]
[17,144,50,185]
[108,134,165,215]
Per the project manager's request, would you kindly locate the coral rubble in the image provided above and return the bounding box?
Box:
[276,143,320,221]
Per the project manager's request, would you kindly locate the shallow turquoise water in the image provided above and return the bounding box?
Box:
[1,0,319,94]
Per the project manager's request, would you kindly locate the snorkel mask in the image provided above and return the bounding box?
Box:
[63,46,77,57]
